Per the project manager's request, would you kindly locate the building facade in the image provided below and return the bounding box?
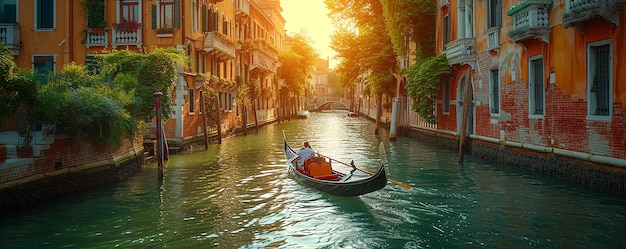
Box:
[1,0,285,149]
[420,0,626,192]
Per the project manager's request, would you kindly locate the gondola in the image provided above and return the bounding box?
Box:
[283,140,388,197]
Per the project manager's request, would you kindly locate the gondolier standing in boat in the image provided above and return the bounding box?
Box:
[296,142,315,170]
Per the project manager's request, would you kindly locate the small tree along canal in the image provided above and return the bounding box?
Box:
[1,112,625,248]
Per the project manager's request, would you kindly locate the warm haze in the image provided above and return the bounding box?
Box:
[281,0,337,69]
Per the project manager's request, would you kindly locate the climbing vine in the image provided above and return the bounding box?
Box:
[405,55,450,124]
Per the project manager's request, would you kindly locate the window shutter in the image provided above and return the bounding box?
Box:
[151,4,156,29]
[174,0,180,28]
[202,5,207,32]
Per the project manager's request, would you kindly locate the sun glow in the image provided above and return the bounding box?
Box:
[281,0,337,69]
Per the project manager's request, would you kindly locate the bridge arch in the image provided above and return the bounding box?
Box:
[310,97,351,111]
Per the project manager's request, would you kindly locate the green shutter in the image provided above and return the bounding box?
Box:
[174,0,180,28]
[151,4,156,29]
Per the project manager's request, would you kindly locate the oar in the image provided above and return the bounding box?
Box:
[316,152,413,190]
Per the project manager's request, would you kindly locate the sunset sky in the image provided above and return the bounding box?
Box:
[281,0,337,69]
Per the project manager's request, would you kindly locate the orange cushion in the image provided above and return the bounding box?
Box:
[308,161,332,177]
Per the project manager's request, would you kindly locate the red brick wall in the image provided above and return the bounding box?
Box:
[0,136,143,184]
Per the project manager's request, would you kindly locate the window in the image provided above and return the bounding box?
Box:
[588,42,612,118]
[33,55,55,73]
[487,0,501,28]
[442,80,450,113]
[218,92,223,110]
[443,14,450,45]
[0,0,17,23]
[192,0,197,31]
[33,55,55,84]
[199,90,203,113]
[489,69,500,114]
[120,0,139,22]
[35,0,54,29]
[160,0,173,28]
[189,88,196,114]
[529,56,544,117]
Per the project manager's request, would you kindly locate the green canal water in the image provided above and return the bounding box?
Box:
[1,112,625,248]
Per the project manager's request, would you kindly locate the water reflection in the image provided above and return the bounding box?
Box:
[0,111,625,248]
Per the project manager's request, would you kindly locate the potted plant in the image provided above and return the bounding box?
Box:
[113,20,141,32]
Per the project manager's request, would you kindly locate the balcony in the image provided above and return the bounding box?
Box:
[506,0,552,43]
[235,0,250,19]
[487,27,500,51]
[563,0,624,32]
[112,23,142,49]
[250,51,277,76]
[444,38,476,66]
[204,32,236,61]
[0,23,20,55]
[85,28,108,48]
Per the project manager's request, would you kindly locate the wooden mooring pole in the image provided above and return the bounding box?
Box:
[459,81,472,163]
[154,91,164,180]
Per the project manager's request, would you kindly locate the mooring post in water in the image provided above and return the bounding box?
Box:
[389,98,399,141]
[154,91,164,180]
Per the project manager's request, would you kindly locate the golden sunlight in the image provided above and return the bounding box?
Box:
[281,0,337,68]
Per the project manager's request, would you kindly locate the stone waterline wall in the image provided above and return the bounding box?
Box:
[0,135,145,215]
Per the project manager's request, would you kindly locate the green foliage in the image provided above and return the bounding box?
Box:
[100,48,187,122]
[27,48,186,147]
[326,0,397,97]
[405,55,450,124]
[0,43,16,127]
[380,0,436,59]
[278,34,318,98]
[33,64,137,146]
[82,0,107,28]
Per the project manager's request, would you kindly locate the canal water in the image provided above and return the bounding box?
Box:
[1,112,625,248]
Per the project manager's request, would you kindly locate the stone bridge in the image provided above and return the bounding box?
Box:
[310,97,351,110]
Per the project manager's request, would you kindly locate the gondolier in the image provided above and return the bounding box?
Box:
[283,138,388,197]
[296,142,315,170]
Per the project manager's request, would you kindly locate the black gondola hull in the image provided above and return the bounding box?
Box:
[284,141,387,197]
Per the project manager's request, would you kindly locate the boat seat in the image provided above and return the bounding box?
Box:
[308,161,333,177]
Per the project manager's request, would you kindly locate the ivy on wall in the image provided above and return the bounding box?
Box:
[405,55,450,124]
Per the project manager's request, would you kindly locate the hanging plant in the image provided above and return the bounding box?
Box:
[82,0,107,28]
[405,54,450,124]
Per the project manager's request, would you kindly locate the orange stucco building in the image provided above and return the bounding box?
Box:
[417,0,626,193]
[1,0,285,149]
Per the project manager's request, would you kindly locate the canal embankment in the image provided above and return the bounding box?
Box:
[357,112,626,196]
[0,131,145,215]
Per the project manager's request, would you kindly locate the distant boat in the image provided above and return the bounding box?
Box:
[296,110,310,119]
[347,111,358,117]
[283,139,388,197]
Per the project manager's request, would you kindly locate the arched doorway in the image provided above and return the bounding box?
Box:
[456,72,474,137]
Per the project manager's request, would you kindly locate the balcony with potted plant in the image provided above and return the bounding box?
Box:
[156,25,176,38]
[112,20,142,48]
[82,0,108,48]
